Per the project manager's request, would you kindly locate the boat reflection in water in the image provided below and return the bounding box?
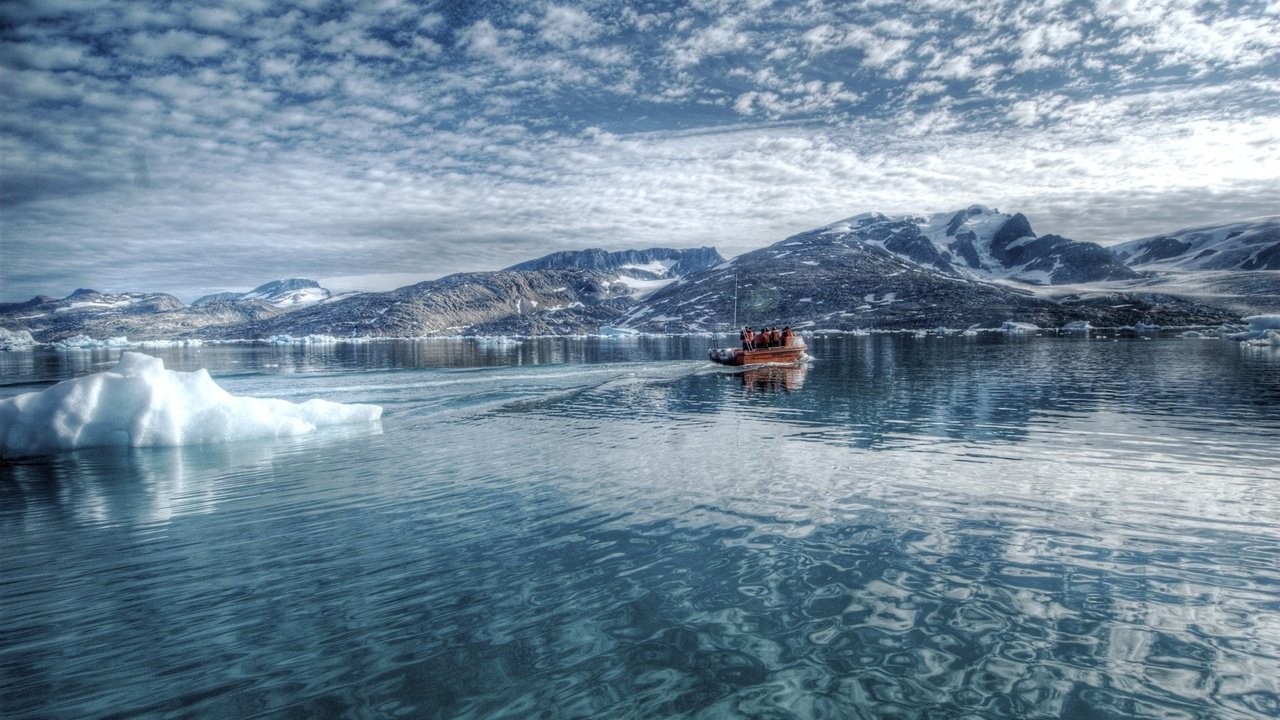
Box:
[740,361,807,394]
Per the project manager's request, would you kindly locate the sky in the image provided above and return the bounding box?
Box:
[1,0,1278,302]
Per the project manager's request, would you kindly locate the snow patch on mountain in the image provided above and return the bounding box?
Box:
[1112,215,1280,271]
[193,278,332,307]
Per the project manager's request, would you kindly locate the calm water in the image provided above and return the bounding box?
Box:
[2,335,1279,719]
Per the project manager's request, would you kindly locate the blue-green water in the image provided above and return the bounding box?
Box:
[2,335,1279,719]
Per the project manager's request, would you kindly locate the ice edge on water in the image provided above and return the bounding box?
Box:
[0,351,383,458]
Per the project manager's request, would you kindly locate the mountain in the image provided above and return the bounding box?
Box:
[241,269,633,338]
[615,223,1228,333]
[506,247,723,276]
[0,288,288,342]
[193,278,332,307]
[2,210,1267,343]
[823,206,1140,284]
[505,247,725,301]
[1111,216,1280,271]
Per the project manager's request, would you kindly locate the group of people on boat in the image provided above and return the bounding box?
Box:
[740,325,794,350]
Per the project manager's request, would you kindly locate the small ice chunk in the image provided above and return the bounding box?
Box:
[1,352,382,458]
[1001,321,1039,333]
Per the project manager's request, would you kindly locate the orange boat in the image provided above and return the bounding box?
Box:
[708,337,807,366]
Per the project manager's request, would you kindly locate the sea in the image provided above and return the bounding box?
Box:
[2,333,1278,719]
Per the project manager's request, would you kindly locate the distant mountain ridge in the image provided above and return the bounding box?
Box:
[1111,215,1280,271]
[2,209,1274,342]
[193,278,332,307]
[824,206,1139,284]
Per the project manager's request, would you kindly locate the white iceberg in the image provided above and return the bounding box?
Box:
[1244,315,1280,332]
[1001,321,1039,333]
[0,328,39,351]
[52,334,133,349]
[1062,321,1093,332]
[1,352,382,458]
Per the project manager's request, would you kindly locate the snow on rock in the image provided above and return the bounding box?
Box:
[0,352,382,458]
[1,328,39,351]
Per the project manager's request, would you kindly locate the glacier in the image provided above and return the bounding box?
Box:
[0,352,382,458]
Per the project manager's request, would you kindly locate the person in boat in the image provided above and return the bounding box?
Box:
[771,327,781,347]
[781,325,793,347]
[760,327,772,348]
[742,326,754,350]
[740,326,749,350]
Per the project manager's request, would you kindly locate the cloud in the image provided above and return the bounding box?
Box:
[128,30,230,61]
[1,0,1277,301]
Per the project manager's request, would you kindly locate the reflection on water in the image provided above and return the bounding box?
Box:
[2,336,1279,719]
[739,362,808,394]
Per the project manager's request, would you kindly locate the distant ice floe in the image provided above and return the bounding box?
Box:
[1237,315,1280,347]
[598,326,641,337]
[1001,321,1039,333]
[0,328,39,351]
[0,352,382,458]
[1062,321,1093,332]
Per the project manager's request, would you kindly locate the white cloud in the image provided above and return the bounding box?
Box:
[128,30,230,61]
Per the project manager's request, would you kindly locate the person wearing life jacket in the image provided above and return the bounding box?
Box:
[771,327,781,347]
[743,326,755,350]
[740,326,749,350]
[781,326,793,347]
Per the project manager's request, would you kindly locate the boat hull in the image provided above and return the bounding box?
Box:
[708,343,806,366]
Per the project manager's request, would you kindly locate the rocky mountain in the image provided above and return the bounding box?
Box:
[823,206,1139,284]
[506,247,723,277]
[193,278,332,307]
[2,209,1270,343]
[1111,215,1280,271]
[238,269,634,339]
[0,288,289,343]
[615,224,1229,333]
[505,247,725,302]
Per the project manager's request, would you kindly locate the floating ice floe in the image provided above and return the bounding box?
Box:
[1001,321,1039,333]
[0,352,382,458]
[51,334,133,350]
[598,326,640,337]
[0,328,39,351]
[1225,315,1280,343]
[268,334,341,345]
[1062,321,1093,332]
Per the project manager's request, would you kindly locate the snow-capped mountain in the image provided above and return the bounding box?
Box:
[1111,215,1280,271]
[616,222,1225,333]
[193,278,332,307]
[247,269,632,338]
[2,212,1266,343]
[0,288,184,321]
[506,247,724,300]
[819,206,1139,285]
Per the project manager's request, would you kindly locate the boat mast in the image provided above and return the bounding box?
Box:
[732,272,738,330]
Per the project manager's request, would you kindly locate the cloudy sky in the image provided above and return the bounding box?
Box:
[2,0,1277,302]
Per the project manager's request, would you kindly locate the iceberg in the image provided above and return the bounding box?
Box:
[1,328,39,351]
[1,352,382,458]
[1244,314,1280,332]
[1001,321,1039,333]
